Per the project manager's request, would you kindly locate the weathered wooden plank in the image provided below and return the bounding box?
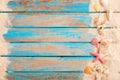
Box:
[8,13,91,28]
[4,28,97,42]
[7,72,82,80]
[7,57,93,71]
[7,0,90,12]
[5,43,95,56]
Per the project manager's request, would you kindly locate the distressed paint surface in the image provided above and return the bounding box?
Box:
[2,0,99,79]
[4,43,95,56]
[7,0,90,12]
[7,72,82,80]
[8,13,91,28]
[7,57,93,71]
[4,28,97,42]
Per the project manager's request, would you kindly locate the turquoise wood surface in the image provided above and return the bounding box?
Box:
[4,28,97,42]
[4,43,95,56]
[7,57,93,71]
[1,0,101,80]
[7,0,90,12]
[8,13,92,28]
[7,72,83,80]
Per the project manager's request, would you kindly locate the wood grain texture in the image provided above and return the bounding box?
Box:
[8,13,92,28]
[7,72,82,80]
[7,57,93,71]
[7,0,90,12]
[4,43,95,56]
[4,28,97,42]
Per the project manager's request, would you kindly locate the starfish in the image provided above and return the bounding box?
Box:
[91,47,105,64]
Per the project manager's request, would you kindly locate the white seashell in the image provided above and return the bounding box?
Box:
[100,0,109,9]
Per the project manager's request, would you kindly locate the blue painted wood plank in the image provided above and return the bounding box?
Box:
[8,13,92,28]
[4,28,97,42]
[3,43,95,56]
[7,72,82,80]
[7,57,93,71]
[7,0,90,12]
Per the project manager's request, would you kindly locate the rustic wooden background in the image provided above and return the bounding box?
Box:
[1,0,109,80]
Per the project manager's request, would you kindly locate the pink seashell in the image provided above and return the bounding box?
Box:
[91,38,99,47]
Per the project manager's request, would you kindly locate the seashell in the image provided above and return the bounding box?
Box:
[93,3,100,11]
[100,0,109,10]
[91,38,99,47]
[84,66,93,74]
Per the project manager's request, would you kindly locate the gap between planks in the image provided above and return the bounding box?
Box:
[0,55,95,58]
[8,27,112,28]
[0,11,107,13]
[6,71,83,73]
[0,11,120,13]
